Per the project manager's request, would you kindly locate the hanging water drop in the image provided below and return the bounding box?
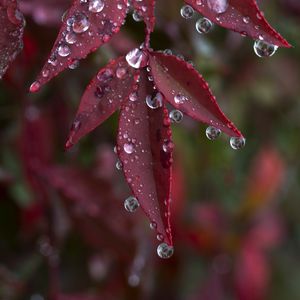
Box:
[253,40,278,58]
[157,243,174,259]
[126,48,148,69]
[116,159,123,170]
[132,10,143,22]
[124,196,140,213]
[180,5,194,19]
[206,126,221,140]
[230,137,246,150]
[195,17,213,34]
[146,93,163,109]
[169,110,183,123]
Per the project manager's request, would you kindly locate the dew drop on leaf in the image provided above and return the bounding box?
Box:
[126,48,148,69]
[71,13,90,33]
[230,137,246,150]
[253,40,278,57]
[157,243,174,259]
[195,17,213,34]
[124,142,135,154]
[206,126,221,140]
[124,196,140,212]
[132,10,143,22]
[207,0,228,14]
[180,5,194,19]
[88,0,105,13]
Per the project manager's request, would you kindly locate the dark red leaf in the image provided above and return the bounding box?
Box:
[132,0,155,45]
[31,0,128,91]
[117,70,173,246]
[42,165,133,247]
[148,51,243,137]
[0,0,24,79]
[184,0,290,48]
[66,56,137,148]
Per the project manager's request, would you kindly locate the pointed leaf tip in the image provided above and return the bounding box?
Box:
[33,0,128,90]
[66,56,137,148]
[149,51,243,138]
[184,0,291,48]
[117,70,173,246]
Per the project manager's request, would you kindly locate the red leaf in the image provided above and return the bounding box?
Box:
[184,0,290,48]
[117,70,173,246]
[0,0,24,79]
[31,0,128,91]
[148,51,243,137]
[132,0,155,45]
[66,56,137,148]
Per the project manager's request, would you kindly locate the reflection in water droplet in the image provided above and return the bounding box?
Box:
[157,243,174,259]
[169,110,183,123]
[124,196,140,212]
[126,48,148,69]
[195,17,213,34]
[253,40,278,58]
[180,5,194,19]
[206,126,221,140]
[230,137,246,150]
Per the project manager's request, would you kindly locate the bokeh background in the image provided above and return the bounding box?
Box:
[1,0,300,299]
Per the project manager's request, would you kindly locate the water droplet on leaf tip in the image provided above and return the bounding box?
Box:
[124,196,139,213]
[230,137,246,150]
[157,243,174,259]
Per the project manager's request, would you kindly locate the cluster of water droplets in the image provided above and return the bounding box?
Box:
[205,126,246,150]
[180,1,279,57]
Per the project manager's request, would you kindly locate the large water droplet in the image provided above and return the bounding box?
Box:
[207,0,228,14]
[230,137,246,150]
[157,243,174,259]
[72,13,90,33]
[124,142,134,154]
[58,44,71,57]
[206,126,221,140]
[253,40,278,57]
[124,196,140,213]
[126,48,148,69]
[180,5,194,19]
[195,17,213,34]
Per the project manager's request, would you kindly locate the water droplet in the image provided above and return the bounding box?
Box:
[162,139,174,153]
[88,0,104,13]
[206,126,221,140]
[242,16,250,24]
[116,159,123,170]
[253,40,278,57]
[30,81,41,93]
[157,243,174,259]
[169,110,183,123]
[65,31,77,44]
[150,222,157,230]
[174,93,188,104]
[195,17,213,34]
[116,67,127,79]
[126,48,148,69]
[129,92,138,102]
[132,10,143,22]
[230,137,246,150]
[124,142,134,154]
[124,196,140,212]
[207,0,228,14]
[72,13,90,33]
[180,5,194,19]
[146,93,163,109]
[58,44,71,57]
